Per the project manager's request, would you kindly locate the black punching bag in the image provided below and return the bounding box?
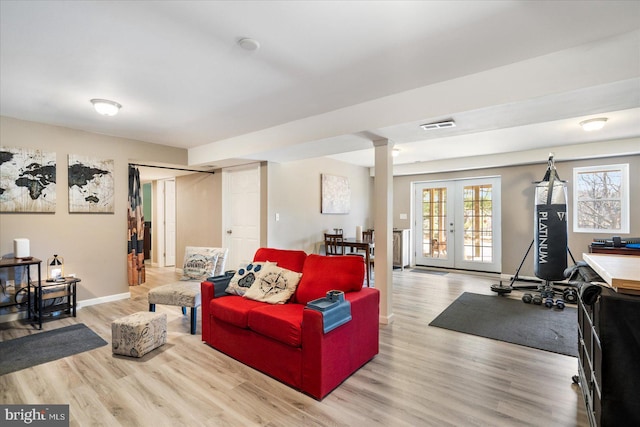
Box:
[534,156,568,281]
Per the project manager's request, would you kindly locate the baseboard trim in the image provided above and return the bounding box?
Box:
[379,313,395,325]
[77,292,131,309]
[0,311,27,324]
[0,292,131,324]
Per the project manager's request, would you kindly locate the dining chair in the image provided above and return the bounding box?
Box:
[361,230,375,281]
[324,233,345,255]
[358,230,375,255]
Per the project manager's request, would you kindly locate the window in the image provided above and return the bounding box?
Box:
[420,186,447,258]
[573,164,629,233]
[462,184,494,263]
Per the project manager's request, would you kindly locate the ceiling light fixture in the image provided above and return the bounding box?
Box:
[392,148,400,157]
[238,37,260,51]
[90,99,122,116]
[579,117,607,131]
[420,119,456,131]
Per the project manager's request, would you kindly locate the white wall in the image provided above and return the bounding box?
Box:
[266,158,372,254]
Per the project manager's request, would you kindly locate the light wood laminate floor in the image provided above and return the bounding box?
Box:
[1,266,588,426]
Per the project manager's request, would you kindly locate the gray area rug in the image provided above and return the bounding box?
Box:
[0,323,108,375]
[429,292,577,357]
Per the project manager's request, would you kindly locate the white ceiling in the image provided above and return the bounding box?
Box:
[1,1,639,176]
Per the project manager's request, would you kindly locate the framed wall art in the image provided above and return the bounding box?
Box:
[0,146,56,213]
[321,173,350,214]
[68,154,114,213]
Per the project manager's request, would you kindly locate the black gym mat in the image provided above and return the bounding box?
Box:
[429,292,577,357]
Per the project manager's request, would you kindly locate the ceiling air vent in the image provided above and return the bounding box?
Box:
[420,119,456,131]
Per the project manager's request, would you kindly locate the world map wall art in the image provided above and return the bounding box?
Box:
[0,146,57,213]
[68,154,114,213]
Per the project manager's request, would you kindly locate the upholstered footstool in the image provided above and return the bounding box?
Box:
[112,311,167,357]
[148,282,201,334]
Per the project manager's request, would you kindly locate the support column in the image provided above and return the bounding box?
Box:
[373,139,394,325]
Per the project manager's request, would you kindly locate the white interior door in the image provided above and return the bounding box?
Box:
[163,179,176,267]
[223,164,261,270]
[414,177,502,273]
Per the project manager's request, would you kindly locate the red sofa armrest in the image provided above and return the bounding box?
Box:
[201,280,215,342]
[301,287,379,399]
[201,273,235,341]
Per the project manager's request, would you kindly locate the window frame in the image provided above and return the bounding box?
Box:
[572,163,629,234]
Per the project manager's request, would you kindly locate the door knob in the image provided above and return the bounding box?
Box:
[226,229,233,234]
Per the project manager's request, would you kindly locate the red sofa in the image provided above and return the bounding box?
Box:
[201,248,380,400]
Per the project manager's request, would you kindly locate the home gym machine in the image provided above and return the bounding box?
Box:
[490,155,578,308]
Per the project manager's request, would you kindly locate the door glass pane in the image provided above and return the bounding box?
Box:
[462,184,493,263]
[421,187,447,258]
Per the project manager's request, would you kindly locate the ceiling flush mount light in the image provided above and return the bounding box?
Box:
[420,119,456,131]
[579,117,608,131]
[90,99,122,116]
[238,37,260,51]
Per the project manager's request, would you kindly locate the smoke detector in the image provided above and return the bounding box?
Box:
[420,119,456,131]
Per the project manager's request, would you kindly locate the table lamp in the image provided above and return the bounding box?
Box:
[47,254,64,282]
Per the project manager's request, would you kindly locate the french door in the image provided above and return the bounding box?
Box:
[413,177,501,273]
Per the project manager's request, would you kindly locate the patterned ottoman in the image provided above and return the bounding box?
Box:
[148,282,201,334]
[112,311,167,357]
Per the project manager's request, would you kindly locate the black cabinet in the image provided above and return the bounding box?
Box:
[577,287,640,426]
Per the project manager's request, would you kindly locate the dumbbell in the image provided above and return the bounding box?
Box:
[522,293,533,304]
[556,299,565,310]
[563,288,578,304]
[544,297,554,308]
[532,295,542,305]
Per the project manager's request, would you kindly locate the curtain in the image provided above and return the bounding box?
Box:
[127,165,145,285]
